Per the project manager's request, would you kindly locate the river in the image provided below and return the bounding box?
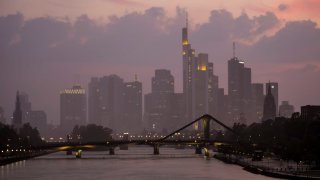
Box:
[1,146,276,180]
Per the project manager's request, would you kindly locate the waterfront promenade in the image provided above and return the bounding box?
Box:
[214,153,320,179]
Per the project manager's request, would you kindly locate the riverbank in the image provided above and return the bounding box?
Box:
[214,153,320,179]
[0,150,54,166]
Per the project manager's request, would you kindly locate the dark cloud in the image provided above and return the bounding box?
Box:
[0,13,23,52]
[250,20,320,63]
[0,8,319,123]
[278,4,289,11]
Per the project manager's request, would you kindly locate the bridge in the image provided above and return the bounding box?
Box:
[34,114,239,158]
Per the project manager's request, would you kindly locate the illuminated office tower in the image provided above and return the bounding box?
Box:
[122,78,142,133]
[251,83,264,123]
[207,62,219,117]
[193,53,209,119]
[228,43,252,124]
[182,15,196,123]
[60,85,86,132]
[145,69,175,131]
[88,75,124,130]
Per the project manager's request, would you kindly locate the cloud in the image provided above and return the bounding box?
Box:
[1,8,320,123]
[103,0,144,6]
[0,13,23,51]
[249,20,320,63]
[278,4,289,11]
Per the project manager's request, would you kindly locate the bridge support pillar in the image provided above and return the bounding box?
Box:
[195,145,202,154]
[203,116,210,141]
[109,147,115,155]
[153,144,160,155]
[204,147,210,158]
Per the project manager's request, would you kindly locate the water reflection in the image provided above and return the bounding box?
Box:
[1,147,274,180]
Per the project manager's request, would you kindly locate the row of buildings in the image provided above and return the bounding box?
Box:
[8,92,47,133]
[57,20,296,133]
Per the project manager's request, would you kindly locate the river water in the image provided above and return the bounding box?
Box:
[1,147,275,180]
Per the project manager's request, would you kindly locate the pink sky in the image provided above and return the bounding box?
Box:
[1,0,320,24]
[1,0,320,124]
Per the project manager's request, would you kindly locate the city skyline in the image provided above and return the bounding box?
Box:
[1,2,320,179]
[1,4,320,125]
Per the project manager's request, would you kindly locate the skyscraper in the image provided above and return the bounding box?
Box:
[88,75,124,130]
[152,69,174,94]
[18,92,32,124]
[29,110,47,133]
[12,91,22,129]
[181,16,216,125]
[193,53,209,119]
[122,78,142,133]
[145,69,186,132]
[266,82,279,114]
[0,106,6,124]
[251,83,264,123]
[228,43,252,124]
[60,85,86,133]
[182,16,196,122]
[279,101,294,118]
[300,105,320,121]
[262,83,276,121]
[145,69,175,131]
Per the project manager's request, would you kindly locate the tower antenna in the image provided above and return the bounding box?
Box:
[134,74,138,81]
[233,42,236,58]
[186,11,188,29]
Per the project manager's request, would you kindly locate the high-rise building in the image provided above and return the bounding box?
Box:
[122,79,142,133]
[301,105,320,121]
[181,17,217,126]
[88,75,124,130]
[279,101,294,118]
[152,69,174,94]
[228,43,252,124]
[12,91,22,129]
[207,62,218,117]
[29,110,47,133]
[193,53,209,119]
[0,106,6,124]
[144,69,186,132]
[251,83,264,123]
[182,17,196,123]
[145,69,175,131]
[18,92,32,124]
[214,88,229,125]
[60,85,86,133]
[266,82,279,114]
[262,83,276,121]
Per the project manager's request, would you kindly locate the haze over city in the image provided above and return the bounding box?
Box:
[1,0,320,125]
[1,1,320,180]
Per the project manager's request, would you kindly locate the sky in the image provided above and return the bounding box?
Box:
[0,0,320,125]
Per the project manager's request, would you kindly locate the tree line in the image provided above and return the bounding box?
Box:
[216,115,320,167]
